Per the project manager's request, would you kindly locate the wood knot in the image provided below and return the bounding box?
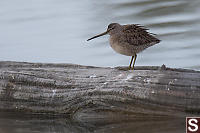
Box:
[160,64,166,70]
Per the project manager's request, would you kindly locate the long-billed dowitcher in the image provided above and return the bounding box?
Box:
[87,23,160,70]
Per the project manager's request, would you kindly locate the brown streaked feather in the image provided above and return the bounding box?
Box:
[122,24,160,46]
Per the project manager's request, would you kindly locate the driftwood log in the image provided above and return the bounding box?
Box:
[0,61,200,122]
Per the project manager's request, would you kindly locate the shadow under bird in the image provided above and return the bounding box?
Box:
[87,23,160,70]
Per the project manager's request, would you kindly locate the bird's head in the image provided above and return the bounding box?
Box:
[87,23,121,41]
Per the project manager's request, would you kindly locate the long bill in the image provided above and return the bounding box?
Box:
[87,30,109,41]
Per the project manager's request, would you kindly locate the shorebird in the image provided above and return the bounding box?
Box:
[87,23,160,70]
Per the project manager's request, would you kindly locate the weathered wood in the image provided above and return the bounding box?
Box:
[0,61,200,120]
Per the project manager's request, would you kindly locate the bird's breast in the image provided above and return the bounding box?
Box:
[109,36,135,56]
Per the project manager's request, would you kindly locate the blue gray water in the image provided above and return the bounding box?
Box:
[0,112,185,133]
[0,0,199,132]
[0,0,200,70]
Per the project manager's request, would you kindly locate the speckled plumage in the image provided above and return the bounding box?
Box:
[87,23,161,69]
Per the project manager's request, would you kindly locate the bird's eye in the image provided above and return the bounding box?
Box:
[108,24,114,29]
[109,26,115,30]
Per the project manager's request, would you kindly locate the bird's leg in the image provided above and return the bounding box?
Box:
[129,56,134,69]
[132,54,137,70]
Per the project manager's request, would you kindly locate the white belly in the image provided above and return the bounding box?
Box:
[109,37,135,56]
[109,36,157,56]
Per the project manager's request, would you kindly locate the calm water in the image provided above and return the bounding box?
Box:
[0,0,199,132]
[0,0,200,70]
[0,112,185,133]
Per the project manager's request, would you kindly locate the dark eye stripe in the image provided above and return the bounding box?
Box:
[108,23,117,29]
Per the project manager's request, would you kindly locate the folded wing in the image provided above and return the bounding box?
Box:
[122,24,160,46]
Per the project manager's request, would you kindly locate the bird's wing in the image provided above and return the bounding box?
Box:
[122,24,160,46]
